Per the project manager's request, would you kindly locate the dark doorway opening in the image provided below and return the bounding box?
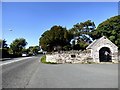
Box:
[99,47,112,62]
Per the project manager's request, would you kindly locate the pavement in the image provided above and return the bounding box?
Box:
[2,55,118,88]
[0,57,33,66]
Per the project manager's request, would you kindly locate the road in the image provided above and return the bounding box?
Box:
[2,55,118,88]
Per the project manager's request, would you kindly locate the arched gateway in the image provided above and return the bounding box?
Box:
[86,36,118,63]
[99,47,112,62]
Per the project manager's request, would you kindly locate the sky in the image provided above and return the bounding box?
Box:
[2,2,118,48]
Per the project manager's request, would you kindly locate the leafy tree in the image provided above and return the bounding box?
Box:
[40,16,120,51]
[39,25,70,51]
[78,41,89,50]
[40,23,93,51]
[10,38,27,56]
[92,15,120,49]
[68,20,95,50]
[28,46,34,55]
[63,45,72,51]
[22,48,29,54]
[32,46,40,54]
[72,38,89,50]
[72,20,96,35]
[0,39,9,58]
[73,44,80,50]
[0,39,7,48]
[28,46,40,55]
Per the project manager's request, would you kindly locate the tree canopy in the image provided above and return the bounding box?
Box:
[39,25,70,51]
[92,15,120,49]
[39,15,120,51]
[70,20,96,36]
[0,39,9,58]
[10,38,27,56]
[39,21,96,51]
[0,39,8,48]
[28,46,40,55]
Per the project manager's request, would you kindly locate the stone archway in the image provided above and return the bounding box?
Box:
[99,47,112,62]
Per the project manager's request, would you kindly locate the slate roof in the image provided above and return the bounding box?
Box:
[86,36,118,49]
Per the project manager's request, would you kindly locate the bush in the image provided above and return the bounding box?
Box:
[2,48,10,58]
[41,55,46,63]
[63,45,71,51]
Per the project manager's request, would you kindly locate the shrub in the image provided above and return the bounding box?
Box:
[41,55,46,63]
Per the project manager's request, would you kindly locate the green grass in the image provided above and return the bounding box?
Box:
[40,55,57,64]
[41,55,46,63]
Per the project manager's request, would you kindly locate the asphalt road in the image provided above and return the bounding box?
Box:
[2,55,118,88]
[2,55,42,88]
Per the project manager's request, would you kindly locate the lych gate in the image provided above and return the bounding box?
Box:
[86,36,118,63]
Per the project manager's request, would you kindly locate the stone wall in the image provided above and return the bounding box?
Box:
[46,50,93,64]
[46,50,119,64]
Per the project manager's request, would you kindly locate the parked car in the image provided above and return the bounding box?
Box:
[22,53,28,57]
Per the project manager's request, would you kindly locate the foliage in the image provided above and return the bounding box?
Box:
[39,15,120,51]
[0,39,8,48]
[92,15,120,49]
[0,39,9,58]
[28,46,40,55]
[39,23,93,51]
[10,38,27,56]
[33,46,40,54]
[39,25,70,51]
[68,20,95,50]
[0,48,10,58]
[41,55,46,63]
[63,45,72,51]
[72,40,89,50]
[79,41,89,50]
[70,20,96,36]
[22,48,30,54]
[73,44,80,50]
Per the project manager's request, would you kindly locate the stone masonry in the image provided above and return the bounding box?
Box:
[46,36,119,64]
[46,50,92,64]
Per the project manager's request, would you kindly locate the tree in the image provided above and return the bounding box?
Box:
[10,38,27,56]
[28,46,34,55]
[92,15,120,49]
[28,46,40,55]
[32,46,40,54]
[0,39,9,58]
[78,40,89,50]
[71,38,89,50]
[22,48,29,54]
[63,45,72,51]
[0,39,7,48]
[69,20,95,45]
[39,25,70,52]
[72,20,96,35]
[68,20,95,50]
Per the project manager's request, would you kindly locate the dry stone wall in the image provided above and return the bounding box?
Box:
[46,50,93,64]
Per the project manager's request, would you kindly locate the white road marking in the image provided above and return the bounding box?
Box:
[0,57,33,66]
